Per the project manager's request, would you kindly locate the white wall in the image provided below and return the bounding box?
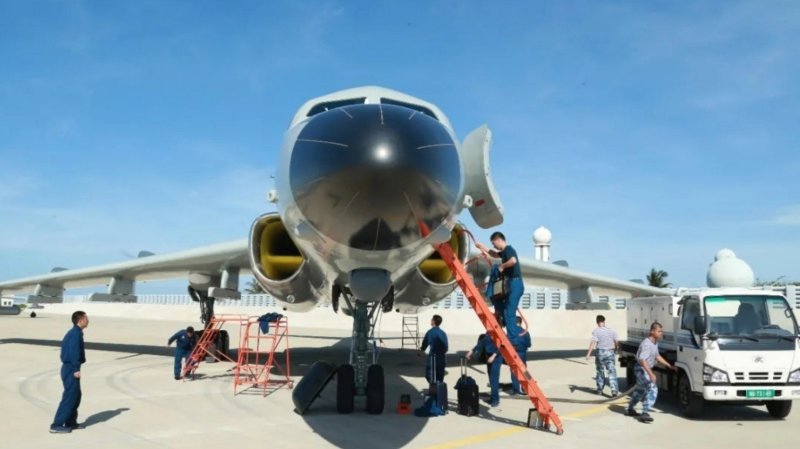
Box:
[37,302,627,340]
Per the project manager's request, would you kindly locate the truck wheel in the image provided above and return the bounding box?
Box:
[677,375,703,417]
[625,362,635,388]
[766,401,792,419]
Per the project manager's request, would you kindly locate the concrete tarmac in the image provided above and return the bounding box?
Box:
[1,313,796,449]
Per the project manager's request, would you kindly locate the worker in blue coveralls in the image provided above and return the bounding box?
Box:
[509,316,532,395]
[466,333,502,407]
[419,315,448,384]
[476,231,524,336]
[626,322,677,423]
[50,311,89,434]
[168,326,197,380]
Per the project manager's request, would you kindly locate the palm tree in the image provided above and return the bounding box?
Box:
[646,268,671,288]
[244,279,265,294]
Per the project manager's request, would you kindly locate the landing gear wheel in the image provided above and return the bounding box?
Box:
[215,330,230,359]
[336,364,355,414]
[766,400,792,419]
[291,361,338,415]
[188,286,215,325]
[677,375,704,417]
[366,365,385,414]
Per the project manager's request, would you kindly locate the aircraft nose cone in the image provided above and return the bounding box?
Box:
[289,103,461,251]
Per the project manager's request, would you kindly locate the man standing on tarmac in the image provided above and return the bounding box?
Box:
[50,311,89,434]
[626,322,677,422]
[419,315,448,384]
[168,326,198,380]
[476,232,524,336]
[586,314,620,397]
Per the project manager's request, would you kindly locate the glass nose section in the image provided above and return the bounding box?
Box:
[289,103,461,251]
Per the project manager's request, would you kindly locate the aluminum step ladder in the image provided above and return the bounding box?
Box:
[401,315,420,350]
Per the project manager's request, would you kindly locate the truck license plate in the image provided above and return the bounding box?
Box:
[746,389,775,398]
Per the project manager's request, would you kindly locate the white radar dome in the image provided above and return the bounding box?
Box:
[714,248,737,261]
[706,249,755,288]
[533,226,552,244]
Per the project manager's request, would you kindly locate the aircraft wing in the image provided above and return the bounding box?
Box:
[520,257,670,298]
[1,238,667,303]
[469,254,670,300]
[0,240,249,294]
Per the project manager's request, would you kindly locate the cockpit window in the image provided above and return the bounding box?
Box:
[307,98,367,117]
[380,98,438,121]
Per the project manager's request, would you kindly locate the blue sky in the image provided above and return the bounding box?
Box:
[1,0,799,292]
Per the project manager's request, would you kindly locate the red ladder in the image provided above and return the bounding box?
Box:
[433,238,564,434]
[181,315,245,379]
[233,316,293,396]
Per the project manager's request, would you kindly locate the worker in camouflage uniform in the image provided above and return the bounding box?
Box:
[585,314,619,396]
[626,322,677,423]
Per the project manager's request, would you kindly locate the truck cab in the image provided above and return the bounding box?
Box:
[621,288,800,418]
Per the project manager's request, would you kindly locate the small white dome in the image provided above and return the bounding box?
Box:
[533,226,552,244]
[714,248,737,261]
[707,249,755,288]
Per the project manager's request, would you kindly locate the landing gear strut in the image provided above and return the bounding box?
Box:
[188,286,215,327]
[290,284,389,415]
[336,291,386,414]
[187,286,229,358]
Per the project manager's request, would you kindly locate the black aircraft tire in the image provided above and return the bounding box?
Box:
[337,364,355,414]
[216,330,230,358]
[291,361,338,415]
[366,365,385,414]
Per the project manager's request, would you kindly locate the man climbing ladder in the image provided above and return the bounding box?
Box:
[424,223,564,435]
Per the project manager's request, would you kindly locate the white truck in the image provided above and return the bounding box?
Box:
[620,288,800,418]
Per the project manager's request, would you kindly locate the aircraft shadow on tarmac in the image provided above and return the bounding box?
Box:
[83,407,130,427]
[4,336,511,448]
[276,338,436,448]
[290,340,537,447]
[6,337,784,444]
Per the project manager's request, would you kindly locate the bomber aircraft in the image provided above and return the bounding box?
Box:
[0,86,667,414]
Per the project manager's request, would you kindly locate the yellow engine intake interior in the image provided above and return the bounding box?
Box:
[418,224,464,284]
[259,218,304,280]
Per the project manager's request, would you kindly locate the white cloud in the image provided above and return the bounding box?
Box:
[770,206,800,226]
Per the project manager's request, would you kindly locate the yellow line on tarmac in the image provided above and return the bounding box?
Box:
[422,427,526,449]
[422,398,627,449]
[567,398,626,419]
